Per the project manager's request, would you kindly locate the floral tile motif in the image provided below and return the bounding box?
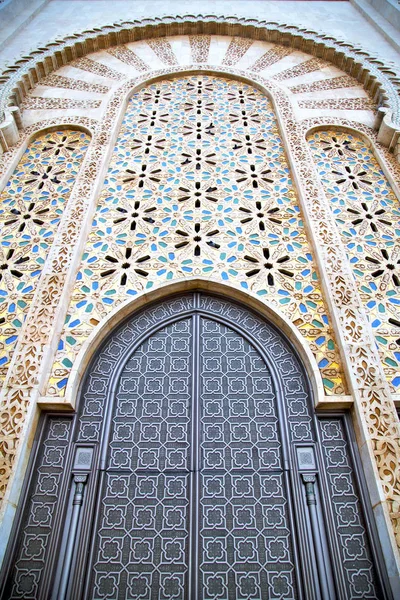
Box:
[48,76,345,396]
[308,130,400,391]
[0,130,90,382]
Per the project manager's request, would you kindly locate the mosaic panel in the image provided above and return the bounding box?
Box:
[308,130,400,391]
[0,130,90,383]
[47,76,345,397]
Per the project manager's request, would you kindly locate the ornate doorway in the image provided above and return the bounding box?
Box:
[1,295,390,599]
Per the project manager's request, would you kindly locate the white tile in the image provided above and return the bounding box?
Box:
[295,107,375,128]
[280,66,345,89]
[22,107,103,127]
[87,50,140,78]
[258,50,309,78]
[30,85,105,100]
[125,40,165,70]
[57,64,117,87]
[208,35,232,65]
[295,86,369,101]
[168,35,192,66]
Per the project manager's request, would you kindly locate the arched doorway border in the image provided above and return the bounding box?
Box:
[63,278,327,413]
[1,289,393,600]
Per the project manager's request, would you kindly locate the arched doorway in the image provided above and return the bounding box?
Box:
[0,294,390,599]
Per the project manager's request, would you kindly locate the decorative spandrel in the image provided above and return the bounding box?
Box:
[308,130,400,392]
[4,296,387,599]
[0,130,90,384]
[48,76,345,397]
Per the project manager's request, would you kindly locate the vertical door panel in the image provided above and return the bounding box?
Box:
[318,417,383,599]
[1,417,73,599]
[87,319,192,600]
[199,318,298,600]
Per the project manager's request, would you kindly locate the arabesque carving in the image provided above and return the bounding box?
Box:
[0,15,399,153]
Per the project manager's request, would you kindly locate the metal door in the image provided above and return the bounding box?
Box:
[0,294,389,600]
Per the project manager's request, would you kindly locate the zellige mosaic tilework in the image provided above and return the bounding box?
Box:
[47,76,345,397]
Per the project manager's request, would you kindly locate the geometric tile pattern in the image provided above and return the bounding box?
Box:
[308,130,400,392]
[0,131,90,385]
[47,76,346,397]
[189,35,211,63]
[222,37,253,66]
[299,98,375,111]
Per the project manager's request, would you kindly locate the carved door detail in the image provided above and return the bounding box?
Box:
[0,295,389,600]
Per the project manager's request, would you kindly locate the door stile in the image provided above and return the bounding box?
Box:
[188,311,200,600]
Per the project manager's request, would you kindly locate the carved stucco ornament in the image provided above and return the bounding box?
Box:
[0,14,399,157]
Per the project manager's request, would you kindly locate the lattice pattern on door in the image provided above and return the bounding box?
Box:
[199,319,296,598]
[4,417,73,600]
[88,315,297,600]
[318,417,378,598]
[307,130,400,392]
[90,320,192,598]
